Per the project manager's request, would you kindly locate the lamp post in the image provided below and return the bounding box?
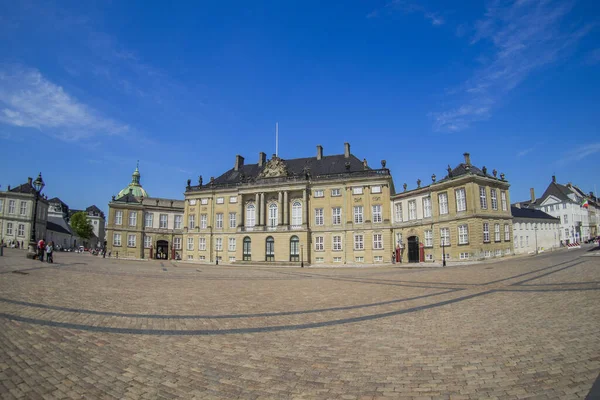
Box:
[215,244,219,265]
[534,224,538,255]
[301,244,304,268]
[441,238,446,267]
[27,173,45,259]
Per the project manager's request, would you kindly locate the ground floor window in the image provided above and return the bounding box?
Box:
[128,234,136,247]
[354,234,364,250]
[333,257,342,263]
[374,256,383,262]
[373,233,383,249]
[290,236,299,261]
[460,252,469,259]
[187,237,194,250]
[243,237,251,261]
[113,233,121,246]
[355,256,364,263]
[174,237,182,250]
[17,224,25,237]
[333,235,342,251]
[266,236,274,261]
[425,254,433,261]
[144,236,152,248]
[199,237,206,251]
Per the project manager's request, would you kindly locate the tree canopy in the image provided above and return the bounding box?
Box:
[70,212,94,239]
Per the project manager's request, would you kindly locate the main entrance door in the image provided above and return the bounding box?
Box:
[407,236,419,263]
[156,240,169,260]
[265,236,274,262]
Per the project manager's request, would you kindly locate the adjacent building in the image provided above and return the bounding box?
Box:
[0,176,49,248]
[183,143,394,265]
[46,197,81,249]
[391,153,513,263]
[511,205,560,254]
[68,205,106,248]
[105,165,185,259]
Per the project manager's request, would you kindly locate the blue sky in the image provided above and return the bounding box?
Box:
[1,0,599,214]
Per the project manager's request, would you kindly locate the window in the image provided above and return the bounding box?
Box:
[408,201,417,220]
[396,233,403,246]
[423,197,431,218]
[145,213,153,228]
[229,196,237,203]
[333,257,342,263]
[562,203,567,209]
[332,207,341,225]
[440,228,450,246]
[424,230,433,247]
[113,233,121,246]
[268,204,278,227]
[215,238,222,251]
[550,205,554,211]
[460,252,469,260]
[19,201,27,215]
[504,224,510,241]
[229,213,236,228]
[353,187,363,195]
[187,237,194,250]
[174,237,182,250]
[291,202,302,226]
[289,236,299,261]
[355,256,364,263]
[483,223,490,242]
[491,189,498,210]
[354,234,364,250]
[372,205,382,223]
[426,254,433,261]
[144,236,152,248]
[458,225,469,244]
[189,214,196,229]
[501,191,507,211]
[115,211,123,225]
[17,224,25,237]
[315,208,324,225]
[246,204,256,227]
[331,188,341,197]
[127,234,136,247]
[5,222,12,235]
[198,237,206,251]
[216,197,224,204]
[129,212,137,227]
[371,186,381,194]
[315,236,324,251]
[373,233,383,249]
[228,237,236,251]
[200,214,207,229]
[159,214,168,228]
[216,213,223,229]
[374,256,383,262]
[439,193,448,215]
[314,189,324,198]
[394,203,403,222]
[333,235,342,251]
[8,200,15,214]
[456,188,466,212]
[243,237,251,261]
[0,199,3,213]
[201,198,208,205]
[565,228,569,238]
[265,237,274,261]
[563,214,568,224]
[480,186,488,209]
[494,224,500,242]
[354,206,363,224]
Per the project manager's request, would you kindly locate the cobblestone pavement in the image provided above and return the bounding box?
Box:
[0,246,599,399]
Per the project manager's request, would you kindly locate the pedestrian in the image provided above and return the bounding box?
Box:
[46,241,54,263]
[37,238,45,261]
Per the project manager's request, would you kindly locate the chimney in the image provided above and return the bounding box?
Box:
[316,145,323,160]
[258,152,266,167]
[530,188,535,203]
[234,155,244,171]
[27,177,33,185]
[344,142,350,158]
[552,175,556,183]
[463,152,471,166]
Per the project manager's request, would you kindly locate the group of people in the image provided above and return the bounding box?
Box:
[36,238,54,263]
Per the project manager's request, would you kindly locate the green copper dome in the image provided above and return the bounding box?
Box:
[117,163,149,199]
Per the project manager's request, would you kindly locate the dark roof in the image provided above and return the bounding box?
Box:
[511,206,559,220]
[46,220,72,235]
[438,163,502,183]
[9,182,37,194]
[537,182,573,204]
[114,192,141,203]
[48,197,69,208]
[187,153,389,191]
[86,205,105,218]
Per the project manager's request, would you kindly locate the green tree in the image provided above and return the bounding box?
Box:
[70,211,94,239]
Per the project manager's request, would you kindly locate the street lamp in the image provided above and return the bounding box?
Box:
[300,244,304,268]
[27,173,45,259]
[215,244,219,265]
[441,237,446,267]
[534,224,538,255]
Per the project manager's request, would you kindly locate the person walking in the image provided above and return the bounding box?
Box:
[37,238,45,262]
[46,241,54,263]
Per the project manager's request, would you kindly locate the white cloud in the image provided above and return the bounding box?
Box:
[559,143,600,164]
[0,64,129,141]
[432,0,593,132]
[517,147,534,157]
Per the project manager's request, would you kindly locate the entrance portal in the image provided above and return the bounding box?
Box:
[407,236,420,263]
[156,240,169,260]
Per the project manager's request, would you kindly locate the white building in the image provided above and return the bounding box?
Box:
[511,205,560,254]
[0,176,49,248]
[68,205,106,249]
[46,197,81,249]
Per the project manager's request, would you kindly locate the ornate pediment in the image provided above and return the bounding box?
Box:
[259,155,289,178]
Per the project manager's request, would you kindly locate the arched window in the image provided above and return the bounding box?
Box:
[290,236,299,262]
[243,237,251,261]
[265,236,275,261]
[268,203,278,228]
[291,201,302,226]
[246,203,255,227]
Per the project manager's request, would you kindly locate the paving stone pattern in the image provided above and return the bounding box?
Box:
[0,247,599,399]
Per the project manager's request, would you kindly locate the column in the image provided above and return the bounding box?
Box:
[283,191,289,225]
[302,189,307,226]
[260,192,265,226]
[255,193,260,226]
[278,192,283,225]
[238,195,244,228]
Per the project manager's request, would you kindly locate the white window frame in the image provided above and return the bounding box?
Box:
[216,213,223,229]
[372,205,382,223]
[145,213,153,228]
[456,188,466,212]
[352,187,363,195]
[198,237,206,251]
[229,212,236,229]
[127,234,136,247]
[483,223,490,243]
[201,198,208,205]
[423,197,431,218]
[333,235,342,251]
[115,210,123,226]
[491,189,498,210]
[501,191,507,211]
[246,204,256,227]
[332,207,341,225]
[174,215,182,229]
[17,224,25,237]
[504,224,510,241]
[494,223,500,242]
[458,225,469,245]
[129,212,137,227]
[174,237,182,250]
[229,196,237,203]
[144,236,152,248]
[200,214,207,229]
[408,200,417,220]
[371,186,382,194]
[314,189,324,198]
[480,186,488,209]
[228,237,236,251]
[373,233,383,249]
[189,214,196,229]
[424,230,433,247]
[440,228,450,246]
[439,193,448,215]
[8,200,15,214]
[113,233,121,246]
[291,202,302,226]
[394,203,402,222]
[19,201,27,216]
[187,237,194,250]
[268,204,278,227]
[315,208,324,226]
[354,234,364,250]
[331,188,341,197]
[215,237,223,251]
[354,206,363,224]
[315,236,324,251]
[216,197,224,204]
[159,214,168,228]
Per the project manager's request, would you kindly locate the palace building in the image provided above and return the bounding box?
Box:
[391,153,513,263]
[105,165,184,259]
[183,143,394,265]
